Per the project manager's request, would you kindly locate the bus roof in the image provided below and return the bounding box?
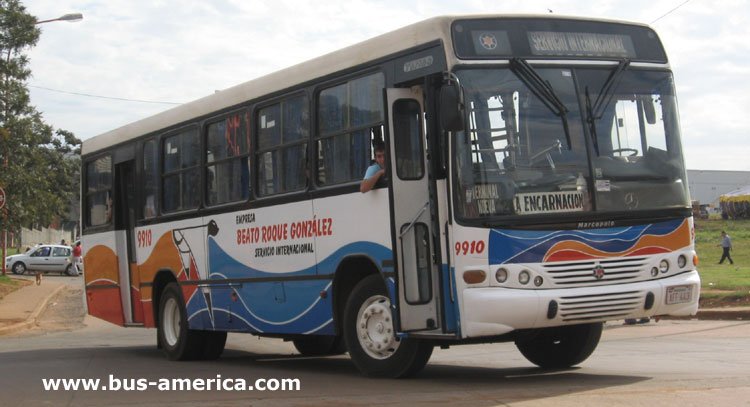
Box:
[82,14,651,156]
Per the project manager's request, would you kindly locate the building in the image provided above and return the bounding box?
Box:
[687,170,750,208]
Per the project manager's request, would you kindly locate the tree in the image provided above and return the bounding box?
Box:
[0,0,81,240]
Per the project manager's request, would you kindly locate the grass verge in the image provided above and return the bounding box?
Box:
[695,218,750,307]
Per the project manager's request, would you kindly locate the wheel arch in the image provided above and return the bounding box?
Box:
[331,255,385,335]
[151,269,178,327]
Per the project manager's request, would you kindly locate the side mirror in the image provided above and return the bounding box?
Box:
[640,95,656,125]
[439,84,465,132]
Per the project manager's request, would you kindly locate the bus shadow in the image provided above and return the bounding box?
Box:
[1,345,649,405]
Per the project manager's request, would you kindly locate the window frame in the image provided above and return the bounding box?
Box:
[140,138,159,220]
[204,108,253,207]
[314,71,386,188]
[160,125,202,214]
[84,154,113,228]
[254,92,310,198]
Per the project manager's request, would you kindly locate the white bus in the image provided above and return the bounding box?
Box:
[81,15,700,377]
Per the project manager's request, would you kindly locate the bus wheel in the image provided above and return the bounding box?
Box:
[292,335,346,356]
[157,283,204,360]
[515,322,603,368]
[343,275,433,378]
[199,331,227,360]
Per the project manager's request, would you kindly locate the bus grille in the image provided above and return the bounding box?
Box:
[542,257,648,288]
[558,291,645,322]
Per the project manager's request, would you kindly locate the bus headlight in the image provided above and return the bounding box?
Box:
[495,268,508,283]
[519,270,531,285]
[659,259,670,273]
[651,267,659,277]
[533,276,544,287]
[677,255,687,268]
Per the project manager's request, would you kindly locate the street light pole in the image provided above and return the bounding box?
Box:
[1,12,83,276]
[35,13,84,25]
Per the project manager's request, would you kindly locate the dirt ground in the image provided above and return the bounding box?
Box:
[0,278,32,300]
[25,287,86,335]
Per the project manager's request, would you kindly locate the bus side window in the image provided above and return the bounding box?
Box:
[316,73,384,186]
[85,155,113,226]
[256,94,309,197]
[142,139,157,218]
[162,128,200,212]
[206,111,251,205]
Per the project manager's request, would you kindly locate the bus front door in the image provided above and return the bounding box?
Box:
[386,87,440,332]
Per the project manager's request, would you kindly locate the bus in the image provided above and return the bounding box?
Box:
[81,14,700,378]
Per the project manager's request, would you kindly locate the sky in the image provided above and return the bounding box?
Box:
[21,0,750,171]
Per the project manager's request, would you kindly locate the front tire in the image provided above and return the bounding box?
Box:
[343,275,433,378]
[12,262,26,275]
[515,323,603,368]
[157,283,205,360]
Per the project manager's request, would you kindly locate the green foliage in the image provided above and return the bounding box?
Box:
[694,219,750,292]
[0,0,81,233]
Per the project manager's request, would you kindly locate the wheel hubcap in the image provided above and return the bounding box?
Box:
[162,297,181,347]
[357,294,399,359]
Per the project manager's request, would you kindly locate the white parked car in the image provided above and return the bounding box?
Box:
[4,245,78,276]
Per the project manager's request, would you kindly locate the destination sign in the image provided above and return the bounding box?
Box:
[528,31,636,58]
[452,18,667,62]
[514,191,584,215]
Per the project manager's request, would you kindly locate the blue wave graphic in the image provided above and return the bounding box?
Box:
[185,238,393,335]
[488,218,684,264]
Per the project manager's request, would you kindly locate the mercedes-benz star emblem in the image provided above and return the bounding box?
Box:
[624,193,639,209]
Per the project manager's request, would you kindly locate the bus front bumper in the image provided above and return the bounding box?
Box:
[461,271,700,338]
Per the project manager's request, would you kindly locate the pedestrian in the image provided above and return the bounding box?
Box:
[718,230,734,265]
[72,241,83,275]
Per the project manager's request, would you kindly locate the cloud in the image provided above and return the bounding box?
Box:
[21,0,750,170]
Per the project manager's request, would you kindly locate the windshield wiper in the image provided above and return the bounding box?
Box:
[509,58,571,149]
[592,59,630,119]
[585,58,630,155]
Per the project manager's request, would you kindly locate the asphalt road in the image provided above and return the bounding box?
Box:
[0,285,749,407]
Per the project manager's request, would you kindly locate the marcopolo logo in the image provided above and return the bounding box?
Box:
[592,264,606,280]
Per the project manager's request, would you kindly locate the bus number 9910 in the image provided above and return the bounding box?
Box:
[455,240,485,256]
[137,229,153,248]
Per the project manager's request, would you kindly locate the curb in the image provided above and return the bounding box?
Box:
[0,284,66,336]
[659,308,750,321]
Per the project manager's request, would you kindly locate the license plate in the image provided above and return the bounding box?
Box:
[666,285,693,305]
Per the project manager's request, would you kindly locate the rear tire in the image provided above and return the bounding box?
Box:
[292,335,346,356]
[200,331,227,360]
[157,283,204,360]
[515,323,603,368]
[64,264,74,276]
[343,275,433,378]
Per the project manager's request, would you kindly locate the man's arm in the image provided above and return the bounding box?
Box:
[360,168,385,193]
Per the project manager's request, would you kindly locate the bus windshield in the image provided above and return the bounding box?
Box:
[453,66,689,221]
